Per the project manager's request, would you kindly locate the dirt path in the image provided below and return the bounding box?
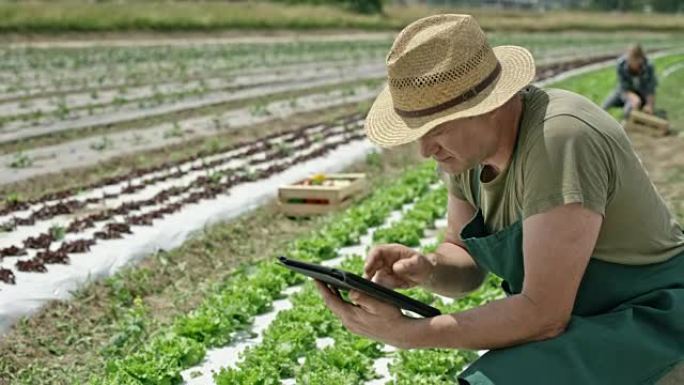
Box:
[630,131,684,220]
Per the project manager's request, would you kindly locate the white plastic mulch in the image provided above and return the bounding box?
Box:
[0,137,376,334]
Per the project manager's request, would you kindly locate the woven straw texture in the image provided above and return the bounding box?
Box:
[365,14,535,147]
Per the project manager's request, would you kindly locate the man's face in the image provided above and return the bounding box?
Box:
[627,57,643,74]
[417,114,493,175]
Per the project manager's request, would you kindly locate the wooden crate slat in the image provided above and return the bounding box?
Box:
[278,173,367,216]
[279,199,354,216]
[626,111,670,136]
[279,189,338,202]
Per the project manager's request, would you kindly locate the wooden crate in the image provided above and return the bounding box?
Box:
[625,110,670,137]
[278,173,367,217]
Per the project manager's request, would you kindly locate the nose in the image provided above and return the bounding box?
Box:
[419,137,437,158]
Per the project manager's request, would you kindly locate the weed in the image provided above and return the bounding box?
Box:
[250,102,271,117]
[131,133,145,145]
[49,224,66,241]
[18,99,31,109]
[105,268,154,307]
[365,150,382,169]
[205,138,221,154]
[90,136,114,151]
[164,122,184,138]
[9,152,33,168]
[208,171,224,184]
[212,116,222,130]
[4,192,23,206]
[152,91,165,105]
[312,132,324,142]
[101,297,153,357]
[289,98,299,108]
[112,95,127,106]
[55,99,70,119]
[276,142,294,157]
[342,87,357,97]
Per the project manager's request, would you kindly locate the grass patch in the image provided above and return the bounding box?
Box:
[551,53,684,130]
[658,61,684,132]
[1,2,684,33]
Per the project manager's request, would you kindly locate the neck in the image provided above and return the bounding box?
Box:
[481,94,523,180]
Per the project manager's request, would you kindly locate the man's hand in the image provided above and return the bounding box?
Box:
[314,280,416,348]
[363,244,435,289]
[643,104,654,114]
[624,91,643,111]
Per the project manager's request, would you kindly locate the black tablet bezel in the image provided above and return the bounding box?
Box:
[277,256,441,318]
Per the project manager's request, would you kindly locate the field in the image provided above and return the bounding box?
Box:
[1,2,684,33]
[0,13,683,385]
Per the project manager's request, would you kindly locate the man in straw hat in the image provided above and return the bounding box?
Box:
[315,14,684,384]
[602,43,658,119]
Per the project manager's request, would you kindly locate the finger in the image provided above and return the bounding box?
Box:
[350,290,395,315]
[349,289,361,303]
[394,253,431,284]
[364,244,409,278]
[349,289,374,311]
[364,246,387,279]
[316,281,352,316]
[372,269,409,289]
[349,288,379,305]
[331,286,343,299]
[315,280,343,302]
[315,280,334,297]
[393,255,421,280]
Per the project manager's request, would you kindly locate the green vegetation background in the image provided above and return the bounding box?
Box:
[0,1,683,33]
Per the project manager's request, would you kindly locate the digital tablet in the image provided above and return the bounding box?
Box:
[277,256,441,318]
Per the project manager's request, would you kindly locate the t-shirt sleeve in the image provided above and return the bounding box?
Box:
[522,116,613,219]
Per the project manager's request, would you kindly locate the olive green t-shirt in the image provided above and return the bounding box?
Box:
[441,85,684,265]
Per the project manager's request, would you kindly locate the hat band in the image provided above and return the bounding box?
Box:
[393,62,501,118]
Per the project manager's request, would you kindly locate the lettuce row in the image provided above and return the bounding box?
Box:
[215,181,453,383]
[93,161,439,384]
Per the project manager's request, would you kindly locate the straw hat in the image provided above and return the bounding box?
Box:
[365,14,535,147]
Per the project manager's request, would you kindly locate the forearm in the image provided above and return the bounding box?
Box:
[406,294,567,350]
[646,94,655,107]
[422,242,485,298]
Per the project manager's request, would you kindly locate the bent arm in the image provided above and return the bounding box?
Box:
[406,203,602,350]
[421,195,486,298]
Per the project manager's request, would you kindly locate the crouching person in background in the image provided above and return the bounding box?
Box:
[602,43,658,119]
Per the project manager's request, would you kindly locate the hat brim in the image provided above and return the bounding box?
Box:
[365,46,535,148]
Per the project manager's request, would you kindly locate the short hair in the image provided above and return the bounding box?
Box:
[627,44,645,61]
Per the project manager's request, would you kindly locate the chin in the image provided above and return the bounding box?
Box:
[441,157,479,175]
[439,161,465,175]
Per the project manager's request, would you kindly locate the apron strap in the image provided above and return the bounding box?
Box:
[470,165,482,209]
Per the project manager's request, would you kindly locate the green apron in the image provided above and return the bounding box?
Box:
[457,207,684,385]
